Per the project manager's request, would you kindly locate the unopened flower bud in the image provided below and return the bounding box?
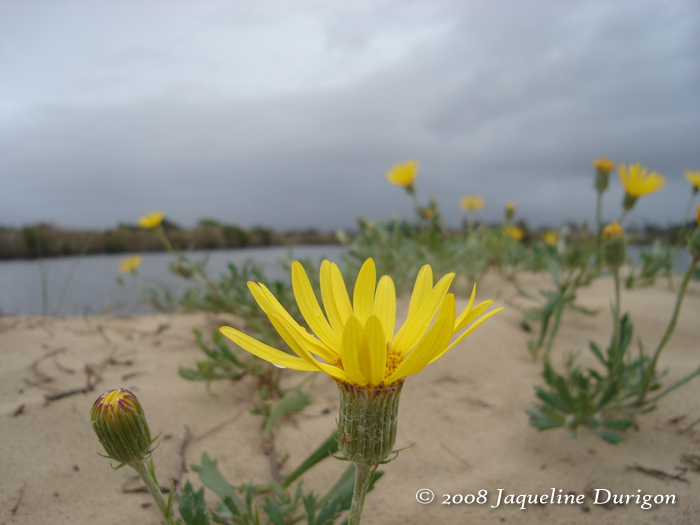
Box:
[593,158,614,193]
[505,202,516,222]
[91,389,155,465]
[602,222,626,268]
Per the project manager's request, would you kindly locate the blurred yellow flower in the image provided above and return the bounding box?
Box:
[503,226,523,241]
[618,163,665,198]
[506,202,516,213]
[543,230,558,246]
[593,158,615,173]
[602,221,624,240]
[685,170,700,191]
[138,211,164,229]
[460,195,484,211]
[220,258,503,388]
[386,160,419,188]
[119,255,141,273]
[420,208,435,219]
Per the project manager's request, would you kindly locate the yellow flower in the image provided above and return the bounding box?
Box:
[685,170,700,191]
[543,230,558,246]
[503,226,524,241]
[593,158,615,173]
[618,163,665,198]
[220,259,503,388]
[506,202,516,212]
[138,211,165,229]
[602,221,624,240]
[386,160,419,188]
[119,255,141,273]
[460,195,485,211]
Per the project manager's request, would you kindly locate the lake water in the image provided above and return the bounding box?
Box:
[0,243,693,316]
[0,245,346,316]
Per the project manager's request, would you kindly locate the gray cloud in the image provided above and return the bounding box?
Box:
[1,1,699,232]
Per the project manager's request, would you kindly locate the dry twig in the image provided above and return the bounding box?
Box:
[627,464,689,483]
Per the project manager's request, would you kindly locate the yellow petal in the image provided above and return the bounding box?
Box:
[394,272,455,355]
[353,259,376,324]
[219,327,318,371]
[320,260,345,334]
[365,315,387,386]
[430,307,505,363]
[407,264,433,319]
[385,294,455,383]
[391,264,432,349]
[270,314,349,382]
[330,262,354,325]
[249,282,338,362]
[455,300,494,332]
[453,283,477,332]
[292,261,341,351]
[373,275,396,344]
[341,316,368,386]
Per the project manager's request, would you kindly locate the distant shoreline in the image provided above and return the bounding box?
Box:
[0,222,339,260]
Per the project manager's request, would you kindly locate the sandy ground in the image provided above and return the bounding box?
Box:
[1,271,700,525]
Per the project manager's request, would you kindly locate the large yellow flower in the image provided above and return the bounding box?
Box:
[386,160,419,188]
[220,259,503,387]
[685,170,700,191]
[618,163,664,198]
[460,195,485,211]
[138,211,165,229]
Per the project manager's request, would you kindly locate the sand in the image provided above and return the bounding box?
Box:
[1,271,699,525]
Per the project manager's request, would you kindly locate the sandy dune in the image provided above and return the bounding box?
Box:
[2,271,699,524]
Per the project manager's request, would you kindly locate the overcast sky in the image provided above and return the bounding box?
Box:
[1,0,699,232]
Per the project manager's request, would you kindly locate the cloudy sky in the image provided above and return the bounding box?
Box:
[1,0,699,232]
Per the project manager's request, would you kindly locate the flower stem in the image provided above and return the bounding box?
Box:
[348,462,375,525]
[637,257,699,405]
[129,459,178,525]
[595,189,604,264]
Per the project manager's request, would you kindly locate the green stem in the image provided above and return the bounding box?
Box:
[616,209,628,226]
[612,268,622,356]
[348,462,375,525]
[129,460,178,525]
[543,302,564,362]
[156,225,177,255]
[595,190,604,265]
[669,192,697,267]
[637,257,699,405]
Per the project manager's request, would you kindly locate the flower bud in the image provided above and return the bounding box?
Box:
[337,382,403,465]
[602,222,626,268]
[504,202,516,223]
[593,158,614,193]
[91,389,155,465]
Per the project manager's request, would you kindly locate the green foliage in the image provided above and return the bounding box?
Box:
[181,443,384,525]
[626,239,673,288]
[179,482,210,525]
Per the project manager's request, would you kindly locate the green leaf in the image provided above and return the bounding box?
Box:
[191,453,246,515]
[262,496,288,525]
[596,428,624,444]
[282,431,339,489]
[178,481,210,525]
[527,407,565,430]
[602,419,633,431]
[263,390,312,437]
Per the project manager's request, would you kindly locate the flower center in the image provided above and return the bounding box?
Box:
[333,344,404,388]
